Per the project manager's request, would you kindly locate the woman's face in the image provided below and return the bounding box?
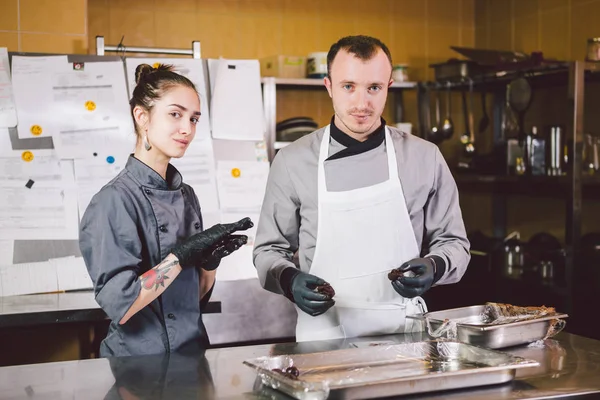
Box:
[143,85,201,159]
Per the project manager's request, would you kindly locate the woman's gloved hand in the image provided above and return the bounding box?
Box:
[390,257,435,298]
[290,272,335,316]
[199,234,248,271]
[171,217,253,269]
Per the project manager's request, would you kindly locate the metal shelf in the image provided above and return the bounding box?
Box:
[261,77,416,161]
[454,173,600,199]
[260,77,418,89]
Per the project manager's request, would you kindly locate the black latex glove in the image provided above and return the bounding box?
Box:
[391,257,435,298]
[199,234,248,271]
[291,272,335,317]
[171,217,253,269]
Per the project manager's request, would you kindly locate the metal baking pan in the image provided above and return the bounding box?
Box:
[420,305,568,349]
[244,340,538,400]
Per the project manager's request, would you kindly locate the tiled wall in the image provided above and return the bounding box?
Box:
[88,0,475,149]
[475,0,600,61]
[469,0,600,241]
[0,0,88,53]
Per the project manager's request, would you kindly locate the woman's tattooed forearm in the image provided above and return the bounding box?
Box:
[140,259,179,291]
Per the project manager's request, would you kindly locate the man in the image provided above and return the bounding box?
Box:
[253,35,470,342]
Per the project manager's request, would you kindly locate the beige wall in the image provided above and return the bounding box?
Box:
[0,0,88,53]
[88,0,476,157]
[470,0,600,241]
[475,0,600,61]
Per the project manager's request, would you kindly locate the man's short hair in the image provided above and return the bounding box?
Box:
[327,35,393,79]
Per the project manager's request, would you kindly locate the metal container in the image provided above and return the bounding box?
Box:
[587,38,600,61]
[549,125,563,176]
[430,60,481,82]
[421,305,568,349]
[244,341,539,400]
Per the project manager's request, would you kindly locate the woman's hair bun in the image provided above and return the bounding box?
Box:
[134,63,175,84]
[134,64,153,84]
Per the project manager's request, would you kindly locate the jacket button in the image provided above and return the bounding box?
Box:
[194,222,201,230]
[144,189,151,195]
[167,313,175,319]
[159,225,168,233]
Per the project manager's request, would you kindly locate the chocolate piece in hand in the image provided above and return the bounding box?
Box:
[272,366,300,380]
[388,269,403,281]
[315,283,335,298]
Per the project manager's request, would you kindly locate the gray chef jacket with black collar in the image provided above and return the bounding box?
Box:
[80,155,209,357]
[253,121,471,296]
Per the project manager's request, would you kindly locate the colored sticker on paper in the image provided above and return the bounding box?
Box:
[30,125,42,136]
[85,101,96,111]
[22,151,34,162]
[231,168,241,178]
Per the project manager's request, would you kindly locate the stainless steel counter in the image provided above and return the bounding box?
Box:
[0,332,598,399]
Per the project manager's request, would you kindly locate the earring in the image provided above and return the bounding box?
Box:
[143,134,152,151]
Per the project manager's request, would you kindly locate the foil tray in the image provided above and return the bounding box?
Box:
[421,305,569,349]
[243,340,538,400]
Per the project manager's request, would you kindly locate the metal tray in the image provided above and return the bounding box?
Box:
[421,305,568,349]
[244,341,538,400]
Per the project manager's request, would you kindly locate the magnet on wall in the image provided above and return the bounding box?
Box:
[25,179,34,189]
[106,156,115,164]
[30,125,42,136]
[21,151,34,162]
[85,101,96,111]
[231,168,241,178]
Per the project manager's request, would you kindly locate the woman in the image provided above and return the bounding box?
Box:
[80,64,252,357]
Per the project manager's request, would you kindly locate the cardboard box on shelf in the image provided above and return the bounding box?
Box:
[260,55,306,79]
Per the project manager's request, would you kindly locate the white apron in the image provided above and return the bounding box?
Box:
[295,126,427,342]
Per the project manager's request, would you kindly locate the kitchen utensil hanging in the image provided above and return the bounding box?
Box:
[508,76,533,144]
[479,85,490,134]
[460,79,476,156]
[441,82,454,139]
[429,87,444,144]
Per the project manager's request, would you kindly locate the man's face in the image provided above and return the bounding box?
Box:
[325,49,393,141]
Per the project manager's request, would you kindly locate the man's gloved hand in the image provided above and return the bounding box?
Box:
[171,217,253,269]
[199,234,248,271]
[391,257,435,298]
[291,272,335,317]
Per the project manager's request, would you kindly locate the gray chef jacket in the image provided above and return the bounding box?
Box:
[80,155,209,357]
[253,124,471,295]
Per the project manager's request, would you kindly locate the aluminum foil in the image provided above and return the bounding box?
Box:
[244,340,539,400]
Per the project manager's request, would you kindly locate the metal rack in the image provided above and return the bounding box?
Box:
[95,36,202,59]
[427,61,599,316]
[261,77,418,161]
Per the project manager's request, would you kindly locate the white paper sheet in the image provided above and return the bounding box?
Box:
[215,212,260,281]
[50,256,93,292]
[0,128,9,155]
[210,59,265,141]
[212,139,268,162]
[216,160,269,212]
[0,127,55,158]
[74,157,125,217]
[0,260,58,297]
[170,139,220,213]
[0,161,79,240]
[51,61,135,159]
[0,48,17,128]
[125,58,211,140]
[11,55,67,139]
[0,155,62,187]
[0,240,14,265]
